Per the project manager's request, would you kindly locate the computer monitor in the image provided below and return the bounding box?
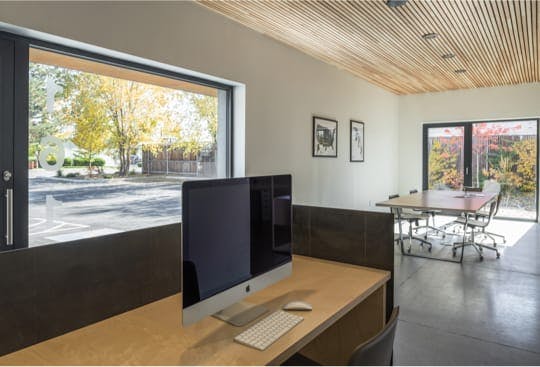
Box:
[181,175,292,326]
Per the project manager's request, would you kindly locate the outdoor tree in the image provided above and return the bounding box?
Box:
[428,138,462,189]
[513,139,536,192]
[100,78,175,176]
[62,73,110,176]
[191,94,218,146]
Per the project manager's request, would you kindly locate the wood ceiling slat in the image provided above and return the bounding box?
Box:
[198,0,539,95]
[323,1,449,91]
[456,0,503,87]
[474,0,513,85]
[352,1,459,90]
[444,1,492,87]
[531,2,540,80]
[508,0,528,82]
[486,0,521,84]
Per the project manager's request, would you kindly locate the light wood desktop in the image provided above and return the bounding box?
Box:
[0,255,390,366]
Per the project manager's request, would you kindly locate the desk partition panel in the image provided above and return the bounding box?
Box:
[293,205,394,321]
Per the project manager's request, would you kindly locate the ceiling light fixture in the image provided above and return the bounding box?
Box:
[422,33,438,40]
[442,53,455,59]
[385,0,408,8]
[455,69,467,74]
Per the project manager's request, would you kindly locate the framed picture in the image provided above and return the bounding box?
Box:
[350,120,364,162]
[312,116,338,157]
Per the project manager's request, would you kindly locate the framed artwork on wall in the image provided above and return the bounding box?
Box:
[312,116,338,157]
[350,120,364,162]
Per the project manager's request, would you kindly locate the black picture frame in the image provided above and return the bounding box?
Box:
[350,120,364,162]
[312,116,338,158]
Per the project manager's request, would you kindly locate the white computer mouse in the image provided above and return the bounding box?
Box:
[282,301,312,311]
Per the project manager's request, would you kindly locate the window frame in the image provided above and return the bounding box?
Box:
[1,30,235,250]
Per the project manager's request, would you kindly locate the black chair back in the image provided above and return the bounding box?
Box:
[493,192,502,216]
[348,307,399,366]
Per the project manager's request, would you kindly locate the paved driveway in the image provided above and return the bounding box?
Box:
[29,176,183,246]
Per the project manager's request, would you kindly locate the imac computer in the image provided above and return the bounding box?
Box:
[182,174,292,326]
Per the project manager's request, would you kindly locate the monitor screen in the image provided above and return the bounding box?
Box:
[182,175,292,310]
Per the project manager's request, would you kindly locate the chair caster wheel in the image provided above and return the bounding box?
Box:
[496,253,500,259]
[428,247,432,253]
[452,250,456,257]
[442,235,446,239]
[407,248,411,254]
[479,256,484,261]
[424,236,428,240]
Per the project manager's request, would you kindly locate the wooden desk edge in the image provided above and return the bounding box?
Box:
[268,270,389,365]
[0,256,391,366]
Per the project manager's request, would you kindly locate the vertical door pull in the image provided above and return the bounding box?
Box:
[5,188,13,246]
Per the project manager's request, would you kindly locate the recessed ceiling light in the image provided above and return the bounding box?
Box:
[385,0,408,7]
[422,33,438,40]
[455,69,467,74]
[442,53,455,59]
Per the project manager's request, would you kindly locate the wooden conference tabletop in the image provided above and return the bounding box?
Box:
[376,189,497,214]
[0,255,390,366]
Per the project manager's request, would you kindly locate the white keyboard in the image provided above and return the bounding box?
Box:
[234,310,304,350]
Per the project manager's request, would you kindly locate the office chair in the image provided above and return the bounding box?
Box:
[409,189,445,239]
[474,180,506,244]
[388,194,432,253]
[452,195,501,261]
[282,307,400,366]
[444,186,484,234]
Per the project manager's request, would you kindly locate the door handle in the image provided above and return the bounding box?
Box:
[465,167,469,175]
[5,188,13,246]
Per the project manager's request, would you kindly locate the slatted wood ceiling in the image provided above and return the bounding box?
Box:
[198,0,539,95]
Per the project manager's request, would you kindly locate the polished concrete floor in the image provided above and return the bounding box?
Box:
[393,218,540,365]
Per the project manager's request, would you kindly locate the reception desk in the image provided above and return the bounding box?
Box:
[0,256,390,366]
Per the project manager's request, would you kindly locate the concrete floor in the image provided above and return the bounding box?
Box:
[394,218,540,365]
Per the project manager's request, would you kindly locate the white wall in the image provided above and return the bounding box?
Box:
[398,83,540,193]
[0,1,399,211]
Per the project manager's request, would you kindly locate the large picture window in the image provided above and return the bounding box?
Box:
[0,35,233,250]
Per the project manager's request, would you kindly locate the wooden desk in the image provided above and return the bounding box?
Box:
[377,190,496,263]
[0,256,390,366]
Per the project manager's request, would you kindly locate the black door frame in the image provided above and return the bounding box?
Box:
[0,35,28,251]
[423,118,540,222]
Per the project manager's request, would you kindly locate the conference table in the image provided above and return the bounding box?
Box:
[376,190,497,263]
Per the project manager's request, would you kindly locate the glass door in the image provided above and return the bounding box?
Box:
[472,120,538,220]
[425,125,466,190]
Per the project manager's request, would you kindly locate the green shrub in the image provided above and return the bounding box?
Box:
[72,157,105,167]
[92,158,105,167]
[73,157,86,166]
[47,158,57,165]
[63,157,72,167]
